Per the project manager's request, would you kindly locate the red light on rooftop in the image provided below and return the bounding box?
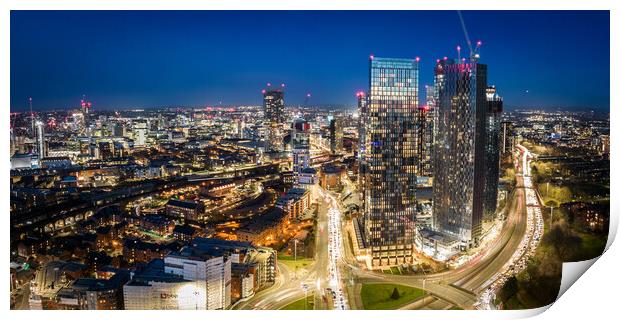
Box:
[267,82,271,87]
[369,54,374,60]
[415,56,420,62]
[306,93,311,97]
[477,40,482,46]
[281,83,285,87]
[436,59,440,63]
[443,56,448,60]
[261,89,266,94]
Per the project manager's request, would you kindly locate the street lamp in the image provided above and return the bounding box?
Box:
[419,264,428,305]
[301,284,309,310]
[422,278,427,306]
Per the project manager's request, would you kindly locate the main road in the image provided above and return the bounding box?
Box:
[236,145,536,310]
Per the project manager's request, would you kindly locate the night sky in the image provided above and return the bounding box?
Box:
[10,11,610,111]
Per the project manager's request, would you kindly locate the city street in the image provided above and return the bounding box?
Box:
[235,146,538,310]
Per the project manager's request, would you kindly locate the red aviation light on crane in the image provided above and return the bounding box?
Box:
[306,93,311,98]
[477,40,482,46]
[267,82,271,87]
[369,54,374,60]
[415,56,420,62]
[261,89,266,94]
[281,83,285,88]
[356,91,365,98]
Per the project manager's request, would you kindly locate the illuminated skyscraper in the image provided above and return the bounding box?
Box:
[329,116,343,154]
[262,85,285,152]
[292,118,311,184]
[500,121,515,155]
[133,120,148,147]
[433,58,488,247]
[484,86,503,219]
[35,120,46,159]
[362,56,418,267]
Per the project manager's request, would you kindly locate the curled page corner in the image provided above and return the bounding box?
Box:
[552,195,616,306]
[557,257,600,300]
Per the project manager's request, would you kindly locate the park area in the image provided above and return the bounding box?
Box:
[360,283,425,310]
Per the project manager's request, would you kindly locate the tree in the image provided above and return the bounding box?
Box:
[499,276,518,302]
[543,220,583,261]
[390,287,400,300]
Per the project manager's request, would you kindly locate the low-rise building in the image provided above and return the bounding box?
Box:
[165,199,204,222]
[276,187,311,220]
[235,208,288,246]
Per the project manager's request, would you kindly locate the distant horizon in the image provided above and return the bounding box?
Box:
[11,11,610,112]
[10,102,610,114]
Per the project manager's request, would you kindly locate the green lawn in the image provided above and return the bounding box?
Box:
[279,295,314,310]
[571,232,607,261]
[278,254,314,270]
[360,283,425,310]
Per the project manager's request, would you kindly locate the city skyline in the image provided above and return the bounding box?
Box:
[11,11,610,111]
[9,9,611,313]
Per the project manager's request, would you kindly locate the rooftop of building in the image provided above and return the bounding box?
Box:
[125,259,188,286]
[166,199,200,210]
[71,269,130,291]
[238,207,287,234]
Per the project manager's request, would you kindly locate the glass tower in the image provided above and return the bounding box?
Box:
[433,58,488,247]
[263,87,285,152]
[484,86,503,219]
[362,56,418,267]
[292,118,311,183]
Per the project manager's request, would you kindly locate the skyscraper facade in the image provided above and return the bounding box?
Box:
[484,86,503,219]
[432,58,489,247]
[263,86,285,152]
[500,121,515,155]
[418,85,436,178]
[362,56,418,267]
[35,120,46,159]
[292,118,311,184]
[329,117,343,154]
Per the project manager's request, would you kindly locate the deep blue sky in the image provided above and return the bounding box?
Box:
[11,11,609,111]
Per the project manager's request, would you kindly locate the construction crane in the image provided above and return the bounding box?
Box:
[457,11,482,61]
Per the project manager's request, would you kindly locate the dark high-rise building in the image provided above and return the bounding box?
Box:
[362,56,418,267]
[329,116,343,154]
[262,86,285,152]
[500,121,515,155]
[433,58,491,247]
[484,86,503,219]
